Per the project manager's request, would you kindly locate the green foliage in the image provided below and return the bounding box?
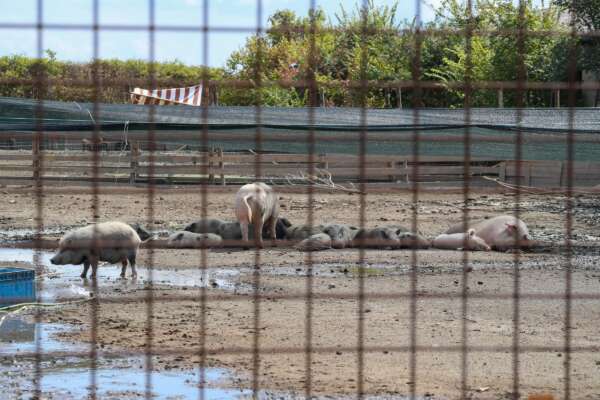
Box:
[554,0,600,74]
[0,0,585,107]
[425,0,569,106]
[0,53,222,103]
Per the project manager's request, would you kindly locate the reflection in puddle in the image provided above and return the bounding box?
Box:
[27,365,248,400]
[0,316,84,355]
[0,248,243,305]
[0,316,248,399]
[0,247,251,398]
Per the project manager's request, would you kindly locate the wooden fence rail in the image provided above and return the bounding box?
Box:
[0,149,598,187]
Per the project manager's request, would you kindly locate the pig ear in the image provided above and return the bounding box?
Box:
[505,223,517,232]
[468,229,475,236]
[176,233,184,240]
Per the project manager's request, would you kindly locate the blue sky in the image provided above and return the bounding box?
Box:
[0,0,441,67]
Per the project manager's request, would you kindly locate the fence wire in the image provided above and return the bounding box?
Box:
[0,0,597,400]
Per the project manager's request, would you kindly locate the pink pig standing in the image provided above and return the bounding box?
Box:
[446,215,532,251]
[235,182,279,248]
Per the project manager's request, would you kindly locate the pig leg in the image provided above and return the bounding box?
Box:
[268,217,277,241]
[240,222,250,249]
[253,219,264,248]
[81,260,90,279]
[120,259,128,278]
[128,252,138,278]
[89,255,99,279]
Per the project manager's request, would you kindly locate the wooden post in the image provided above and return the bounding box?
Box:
[319,154,329,170]
[208,148,215,184]
[388,161,395,182]
[404,160,409,183]
[397,88,403,109]
[499,162,506,182]
[129,142,139,184]
[559,161,565,187]
[219,148,226,186]
[321,89,326,107]
[555,89,560,108]
[32,139,40,181]
[498,88,504,108]
[524,162,532,186]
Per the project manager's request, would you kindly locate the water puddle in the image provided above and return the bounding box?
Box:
[0,325,248,399]
[7,363,249,400]
[0,314,248,399]
[42,367,248,400]
[0,315,85,355]
[0,248,253,398]
[0,248,244,304]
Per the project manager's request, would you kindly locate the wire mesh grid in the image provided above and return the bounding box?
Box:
[0,0,598,399]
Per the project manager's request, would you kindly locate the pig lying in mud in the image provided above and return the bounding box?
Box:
[322,224,359,249]
[218,218,290,241]
[167,231,223,248]
[50,221,142,279]
[235,182,280,248]
[295,233,332,252]
[185,218,291,241]
[446,215,532,251]
[433,229,491,251]
[353,227,430,249]
[285,224,325,241]
[183,218,225,235]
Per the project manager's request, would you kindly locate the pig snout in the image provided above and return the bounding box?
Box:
[50,255,59,265]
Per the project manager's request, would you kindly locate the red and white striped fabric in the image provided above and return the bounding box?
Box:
[130,84,202,106]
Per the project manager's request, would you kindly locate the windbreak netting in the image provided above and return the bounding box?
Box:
[3,96,600,131]
[1,97,599,160]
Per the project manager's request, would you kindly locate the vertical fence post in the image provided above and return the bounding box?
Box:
[498,88,504,108]
[499,161,506,182]
[318,153,329,170]
[555,89,561,108]
[129,142,139,184]
[559,161,565,187]
[525,161,532,186]
[219,148,226,186]
[397,87,403,109]
[208,148,215,184]
[32,139,40,181]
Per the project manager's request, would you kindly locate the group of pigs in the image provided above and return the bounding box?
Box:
[50,182,532,279]
[175,215,531,253]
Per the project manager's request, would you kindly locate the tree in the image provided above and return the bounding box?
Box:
[425,0,568,107]
[554,0,600,74]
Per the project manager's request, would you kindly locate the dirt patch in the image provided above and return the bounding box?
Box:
[1,186,599,399]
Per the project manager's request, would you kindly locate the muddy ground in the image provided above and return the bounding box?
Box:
[1,184,599,399]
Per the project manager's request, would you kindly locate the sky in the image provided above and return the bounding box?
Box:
[0,0,441,68]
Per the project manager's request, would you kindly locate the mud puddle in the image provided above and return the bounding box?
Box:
[0,248,244,302]
[40,367,246,400]
[0,315,85,356]
[0,316,249,400]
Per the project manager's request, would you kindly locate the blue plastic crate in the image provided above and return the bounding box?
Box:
[0,267,36,308]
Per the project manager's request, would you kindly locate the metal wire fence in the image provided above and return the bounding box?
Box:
[0,0,598,399]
